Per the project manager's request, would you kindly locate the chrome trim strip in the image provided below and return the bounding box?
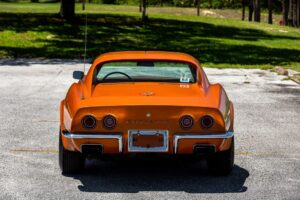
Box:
[63,133,123,153]
[173,131,234,154]
[128,130,169,152]
[225,109,231,131]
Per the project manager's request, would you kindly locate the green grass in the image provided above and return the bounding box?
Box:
[0,2,300,71]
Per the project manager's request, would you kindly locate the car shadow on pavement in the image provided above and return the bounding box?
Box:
[68,158,249,193]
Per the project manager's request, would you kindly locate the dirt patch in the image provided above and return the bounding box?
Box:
[274,66,289,76]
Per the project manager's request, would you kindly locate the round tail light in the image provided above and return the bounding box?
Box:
[200,115,214,129]
[103,115,117,129]
[180,115,194,129]
[82,115,97,129]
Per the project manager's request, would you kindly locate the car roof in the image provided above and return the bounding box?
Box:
[92,51,200,66]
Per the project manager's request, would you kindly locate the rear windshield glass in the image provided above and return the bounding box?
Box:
[95,61,196,83]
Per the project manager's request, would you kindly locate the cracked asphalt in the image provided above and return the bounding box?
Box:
[0,60,299,200]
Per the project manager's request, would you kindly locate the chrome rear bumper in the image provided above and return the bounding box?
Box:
[62,133,123,153]
[173,131,234,154]
[62,131,233,154]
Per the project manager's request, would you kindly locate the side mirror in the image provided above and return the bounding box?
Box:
[73,71,84,80]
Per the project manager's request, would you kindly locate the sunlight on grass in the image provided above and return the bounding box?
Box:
[0,2,299,71]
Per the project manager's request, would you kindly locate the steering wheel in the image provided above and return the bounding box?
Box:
[102,71,132,81]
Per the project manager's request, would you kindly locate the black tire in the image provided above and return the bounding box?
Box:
[59,132,85,174]
[207,137,234,175]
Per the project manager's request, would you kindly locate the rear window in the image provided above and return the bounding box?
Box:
[95,61,196,83]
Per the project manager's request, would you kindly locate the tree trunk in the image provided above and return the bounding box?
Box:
[242,0,246,20]
[288,0,292,25]
[31,0,39,2]
[254,0,261,22]
[268,0,272,24]
[142,0,147,21]
[282,0,289,25]
[291,0,298,26]
[60,0,75,21]
[249,0,254,21]
[296,0,300,27]
[160,0,163,6]
[208,0,212,8]
[139,0,142,12]
[197,0,200,16]
[82,0,86,10]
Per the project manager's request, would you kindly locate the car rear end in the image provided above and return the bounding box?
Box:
[61,104,233,156]
[59,52,234,175]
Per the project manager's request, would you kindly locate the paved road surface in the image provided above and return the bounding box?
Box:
[0,60,299,200]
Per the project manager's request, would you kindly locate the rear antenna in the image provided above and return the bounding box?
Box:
[81,0,87,100]
[83,0,88,74]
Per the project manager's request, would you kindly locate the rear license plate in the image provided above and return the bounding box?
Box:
[128,130,168,152]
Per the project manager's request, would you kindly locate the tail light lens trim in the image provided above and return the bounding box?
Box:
[179,115,194,130]
[81,115,97,129]
[200,115,214,129]
[103,115,117,129]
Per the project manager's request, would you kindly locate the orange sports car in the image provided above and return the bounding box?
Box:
[59,51,234,175]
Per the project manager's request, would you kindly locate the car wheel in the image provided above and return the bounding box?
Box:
[59,132,85,174]
[207,137,234,175]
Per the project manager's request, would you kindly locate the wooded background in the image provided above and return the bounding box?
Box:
[1,0,299,26]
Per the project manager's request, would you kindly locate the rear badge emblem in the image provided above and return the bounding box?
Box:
[141,91,155,96]
[146,113,151,117]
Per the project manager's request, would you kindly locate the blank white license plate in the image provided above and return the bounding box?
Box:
[128,130,169,152]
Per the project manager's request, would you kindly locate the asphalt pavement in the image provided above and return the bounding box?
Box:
[0,59,299,200]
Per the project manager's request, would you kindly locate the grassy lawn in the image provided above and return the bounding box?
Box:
[0,2,300,71]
